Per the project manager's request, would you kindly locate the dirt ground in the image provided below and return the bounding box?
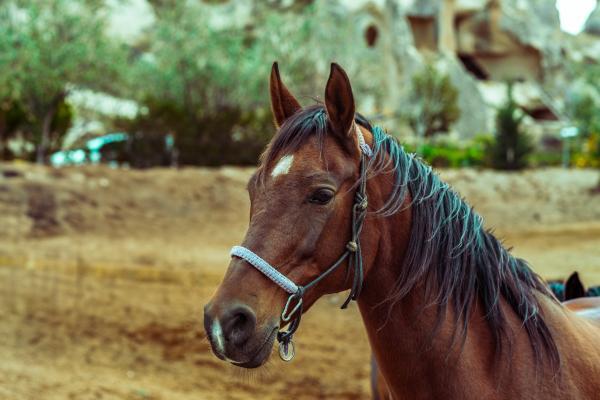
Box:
[0,162,599,400]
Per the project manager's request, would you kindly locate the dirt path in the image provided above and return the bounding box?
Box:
[0,164,599,399]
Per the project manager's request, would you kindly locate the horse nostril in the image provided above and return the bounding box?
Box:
[222,304,257,347]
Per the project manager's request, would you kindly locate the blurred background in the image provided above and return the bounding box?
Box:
[0,0,599,399]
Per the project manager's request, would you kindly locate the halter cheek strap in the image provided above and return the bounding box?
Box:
[229,127,371,361]
[356,124,373,158]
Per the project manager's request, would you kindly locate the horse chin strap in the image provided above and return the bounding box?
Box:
[229,130,371,362]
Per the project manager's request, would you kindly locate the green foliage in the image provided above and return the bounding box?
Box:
[124,1,382,166]
[403,135,489,168]
[529,151,563,167]
[48,101,74,152]
[406,64,460,137]
[573,133,600,168]
[130,2,246,116]
[123,1,270,166]
[0,0,397,166]
[116,98,272,167]
[565,62,600,175]
[0,100,28,159]
[568,91,600,140]
[0,0,126,162]
[487,84,533,170]
[0,98,72,160]
[402,134,565,170]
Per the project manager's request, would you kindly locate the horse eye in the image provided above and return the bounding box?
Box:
[308,188,335,205]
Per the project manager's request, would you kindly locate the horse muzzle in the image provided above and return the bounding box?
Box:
[203,301,277,368]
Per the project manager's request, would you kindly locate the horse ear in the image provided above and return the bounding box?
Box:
[324,63,356,141]
[565,272,585,301]
[269,62,301,128]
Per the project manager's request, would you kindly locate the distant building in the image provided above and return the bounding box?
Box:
[400,0,567,137]
[406,0,546,82]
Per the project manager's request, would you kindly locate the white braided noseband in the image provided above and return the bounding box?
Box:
[230,246,299,294]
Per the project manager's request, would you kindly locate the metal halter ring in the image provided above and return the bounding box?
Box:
[281,291,304,322]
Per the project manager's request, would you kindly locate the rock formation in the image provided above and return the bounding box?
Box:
[369,0,569,137]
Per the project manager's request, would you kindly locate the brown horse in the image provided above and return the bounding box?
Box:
[203,62,600,399]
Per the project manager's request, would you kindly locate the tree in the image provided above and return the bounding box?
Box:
[566,64,600,173]
[406,63,460,142]
[126,1,265,165]
[488,84,533,170]
[567,63,600,136]
[0,0,126,163]
[569,94,600,139]
[0,5,23,159]
[127,1,381,166]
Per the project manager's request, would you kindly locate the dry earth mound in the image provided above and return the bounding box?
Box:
[0,163,599,399]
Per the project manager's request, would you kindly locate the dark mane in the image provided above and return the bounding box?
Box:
[261,105,560,369]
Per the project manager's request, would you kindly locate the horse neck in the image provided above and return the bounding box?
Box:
[357,255,498,398]
[357,175,551,399]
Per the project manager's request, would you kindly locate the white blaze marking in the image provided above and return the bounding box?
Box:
[271,154,294,178]
[212,319,225,355]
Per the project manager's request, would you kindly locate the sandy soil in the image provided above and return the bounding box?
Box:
[0,163,599,399]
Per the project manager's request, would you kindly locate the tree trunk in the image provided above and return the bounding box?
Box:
[36,107,57,165]
[35,94,65,165]
[0,111,7,160]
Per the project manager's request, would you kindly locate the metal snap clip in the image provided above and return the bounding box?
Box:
[281,293,303,322]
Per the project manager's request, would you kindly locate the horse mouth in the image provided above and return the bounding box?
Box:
[232,327,278,369]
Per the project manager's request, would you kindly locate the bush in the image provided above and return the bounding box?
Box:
[115,98,273,167]
[404,135,488,168]
[0,100,30,159]
[572,133,600,168]
[487,84,533,170]
[402,134,570,170]
[175,107,272,167]
[529,151,563,167]
[0,98,72,161]
[406,64,460,138]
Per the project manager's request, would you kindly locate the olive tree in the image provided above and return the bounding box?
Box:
[128,1,382,165]
[0,0,126,163]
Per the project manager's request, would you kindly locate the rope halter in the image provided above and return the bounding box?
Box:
[229,126,371,361]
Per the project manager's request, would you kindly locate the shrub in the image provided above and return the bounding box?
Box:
[406,64,460,138]
[529,151,563,167]
[487,84,533,170]
[115,98,273,167]
[403,135,488,168]
[572,133,600,168]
